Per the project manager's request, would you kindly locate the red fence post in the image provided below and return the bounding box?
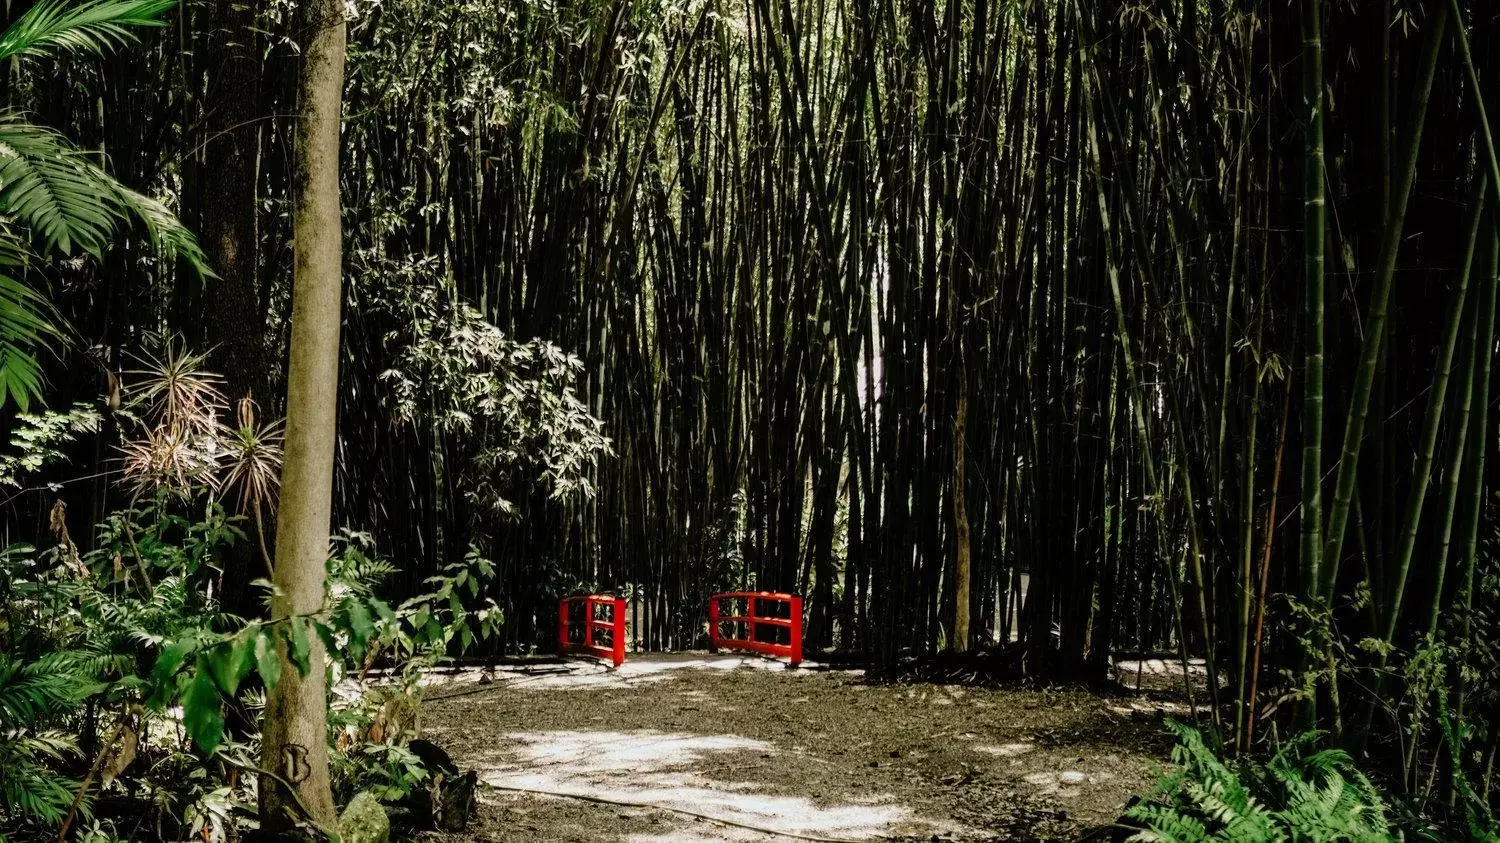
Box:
[708,593,721,652]
[558,595,627,667]
[789,595,803,668]
[706,592,802,665]
[612,596,626,667]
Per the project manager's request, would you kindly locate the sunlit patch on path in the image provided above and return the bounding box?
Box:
[422,653,1164,840]
[464,728,947,841]
[416,652,835,692]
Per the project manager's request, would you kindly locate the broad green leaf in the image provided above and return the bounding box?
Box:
[184,660,224,754]
[371,598,397,626]
[312,620,338,659]
[253,628,281,692]
[148,640,192,707]
[345,599,375,647]
[285,617,311,677]
[207,632,254,696]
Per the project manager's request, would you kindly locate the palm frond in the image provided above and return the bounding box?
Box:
[0,730,84,824]
[0,233,55,411]
[0,114,209,411]
[0,651,101,725]
[0,3,204,412]
[0,0,175,62]
[0,116,123,257]
[115,184,213,278]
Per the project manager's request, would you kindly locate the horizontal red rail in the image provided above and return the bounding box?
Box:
[558,595,626,667]
[708,591,802,667]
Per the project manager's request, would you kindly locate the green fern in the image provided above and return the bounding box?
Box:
[1127,721,1397,843]
[0,729,84,825]
[0,652,100,724]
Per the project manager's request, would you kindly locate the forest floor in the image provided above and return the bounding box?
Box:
[417,653,1187,842]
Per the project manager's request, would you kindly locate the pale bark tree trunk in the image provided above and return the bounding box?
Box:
[258,0,345,832]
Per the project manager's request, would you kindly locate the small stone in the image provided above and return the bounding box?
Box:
[1059,771,1087,784]
[338,791,390,843]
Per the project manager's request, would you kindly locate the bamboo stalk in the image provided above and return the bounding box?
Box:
[1245,377,1293,750]
[1317,3,1448,600]
[1382,175,1488,646]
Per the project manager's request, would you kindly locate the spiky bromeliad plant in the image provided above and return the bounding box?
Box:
[0,0,209,411]
[1126,720,1396,843]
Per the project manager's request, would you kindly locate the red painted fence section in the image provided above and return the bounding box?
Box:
[708,592,803,666]
[557,595,626,667]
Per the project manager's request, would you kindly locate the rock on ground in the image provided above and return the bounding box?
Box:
[339,790,390,843]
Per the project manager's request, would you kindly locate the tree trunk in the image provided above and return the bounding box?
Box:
[258,0,345,832]
[200,0,269,625]
[200,0,265,408]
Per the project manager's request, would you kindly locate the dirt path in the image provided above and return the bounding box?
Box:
[419,654,1175,842]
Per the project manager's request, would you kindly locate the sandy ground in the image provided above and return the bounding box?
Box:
[417,654,1179,842]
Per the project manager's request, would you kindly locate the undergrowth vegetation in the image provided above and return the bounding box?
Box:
[1128,721,1498,843]
[0,253,604,837]
[0,340,595,839]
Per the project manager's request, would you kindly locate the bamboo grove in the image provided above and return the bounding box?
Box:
[7,0,1500,800]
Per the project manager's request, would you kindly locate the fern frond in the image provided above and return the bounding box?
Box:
[0,653,94,726]
[1125,803,1211,843]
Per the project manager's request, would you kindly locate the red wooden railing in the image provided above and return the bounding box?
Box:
[708,592,802,667]
[557,595,626,667]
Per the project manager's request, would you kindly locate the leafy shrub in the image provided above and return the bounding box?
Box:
[363,253,613,519]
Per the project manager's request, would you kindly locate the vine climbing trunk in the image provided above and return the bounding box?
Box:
[258,0,346,832]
